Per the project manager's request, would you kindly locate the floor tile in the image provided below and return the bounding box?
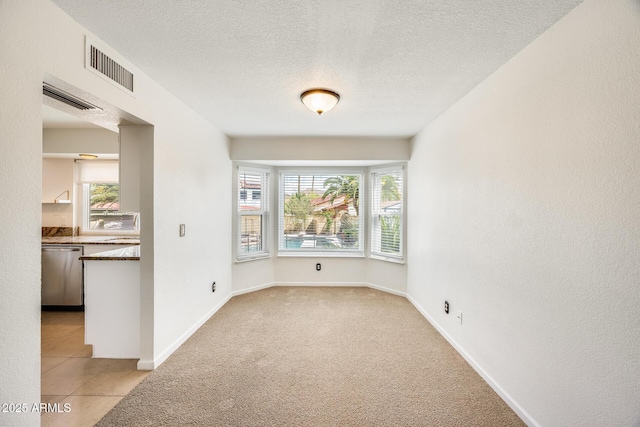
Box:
[73,359,149,396]
[42,358,67,374]
[41,311,144,426]
[41,357,114,396]
[41,395,67,404]
[40,395,122,427]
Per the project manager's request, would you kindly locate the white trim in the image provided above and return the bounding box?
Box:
[405,294,537,427]
[272,281,370,288]
[369,254,405,265]
[232,281,406,297]
[277,251,364,258]
[366,282,407,297]
[137,292,233,370]
[235,254,271,263]
[232,281,277,297]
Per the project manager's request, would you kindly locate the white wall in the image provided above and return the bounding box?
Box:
[43,128,118,156]
[407,0,640,425]
[42,158,75,226]
[231,137,411,162]
[0,1,231,423]
[0,2,43,424]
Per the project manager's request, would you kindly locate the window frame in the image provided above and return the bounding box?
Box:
[277,168,365,258]
[236,165,271,262]
[370,164,405,264]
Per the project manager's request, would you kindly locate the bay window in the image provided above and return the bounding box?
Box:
[237,166,270,260]
[370,166,403,260]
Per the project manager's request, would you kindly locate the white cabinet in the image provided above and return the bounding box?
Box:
[84,259,140,359]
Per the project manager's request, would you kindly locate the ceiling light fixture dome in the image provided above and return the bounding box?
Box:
[300,88,340,115]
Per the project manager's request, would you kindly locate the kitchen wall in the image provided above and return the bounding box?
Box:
[41,128,120,229]
[42,158,74,227]
[407,0,640,425]
[43,128,119,155]
[230,137,410,296]
[1,1,231,423]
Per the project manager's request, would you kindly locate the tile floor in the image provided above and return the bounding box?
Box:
[41,311,149,427]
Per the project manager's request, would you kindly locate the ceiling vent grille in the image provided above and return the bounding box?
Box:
[42,84,102,111]
[85,38,134,93]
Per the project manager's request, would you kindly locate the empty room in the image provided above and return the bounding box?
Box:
[1,0,639,426]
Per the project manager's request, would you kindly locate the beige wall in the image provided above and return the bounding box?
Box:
[41,158,74,226]
[407,0,640,425]
[1,2,232,423]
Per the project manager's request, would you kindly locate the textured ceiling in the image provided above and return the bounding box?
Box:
[50,0,583,137]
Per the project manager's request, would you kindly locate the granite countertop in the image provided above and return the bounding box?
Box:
[80,245,140,261]
[42,236,140,245]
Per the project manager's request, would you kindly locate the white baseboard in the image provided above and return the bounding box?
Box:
[274,281,370,288]
[233,281,407,297]
[405,294,538,427]
[232,282,277,297]
[137,292,233,371]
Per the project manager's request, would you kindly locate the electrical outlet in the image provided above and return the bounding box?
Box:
[212,281,216,292]
[444,301,449,314]
[457,310,463,325]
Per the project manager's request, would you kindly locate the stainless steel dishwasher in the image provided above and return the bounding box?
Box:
[41,245,84,309]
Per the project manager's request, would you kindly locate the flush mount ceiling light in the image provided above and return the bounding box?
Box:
[79,153,98,159]
[300,88,340,115]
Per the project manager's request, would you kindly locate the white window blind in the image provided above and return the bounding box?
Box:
[371,167,403,259]
[76,160,118,183]
[238,166,269,260]
[278,170,363,254]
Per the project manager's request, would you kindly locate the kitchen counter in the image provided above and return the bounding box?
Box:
[80,245,140,261]
[42,236,140,245]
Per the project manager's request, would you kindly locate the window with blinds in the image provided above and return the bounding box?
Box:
[278,171,364,255]
[238,166,269,260]
[371,166,403,260]
[77,160,139,233]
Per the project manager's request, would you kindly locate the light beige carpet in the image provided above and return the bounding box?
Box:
[97,287,524,426]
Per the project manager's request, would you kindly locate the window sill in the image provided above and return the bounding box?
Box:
[370,254,405,265]
[236,253,271,263]
[277,251,365,258]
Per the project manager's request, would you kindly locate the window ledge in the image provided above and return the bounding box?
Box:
[277,251,365,258]
[370,254,405,265]
[236,254,270,263]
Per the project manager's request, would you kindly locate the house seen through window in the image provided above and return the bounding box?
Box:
[278,171,364,254]
[85,183,139,231]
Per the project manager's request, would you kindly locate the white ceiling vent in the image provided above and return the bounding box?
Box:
[85,37,135,94]
[43,83,102,111]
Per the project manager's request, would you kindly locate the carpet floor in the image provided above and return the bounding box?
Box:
[96,287,524,426]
